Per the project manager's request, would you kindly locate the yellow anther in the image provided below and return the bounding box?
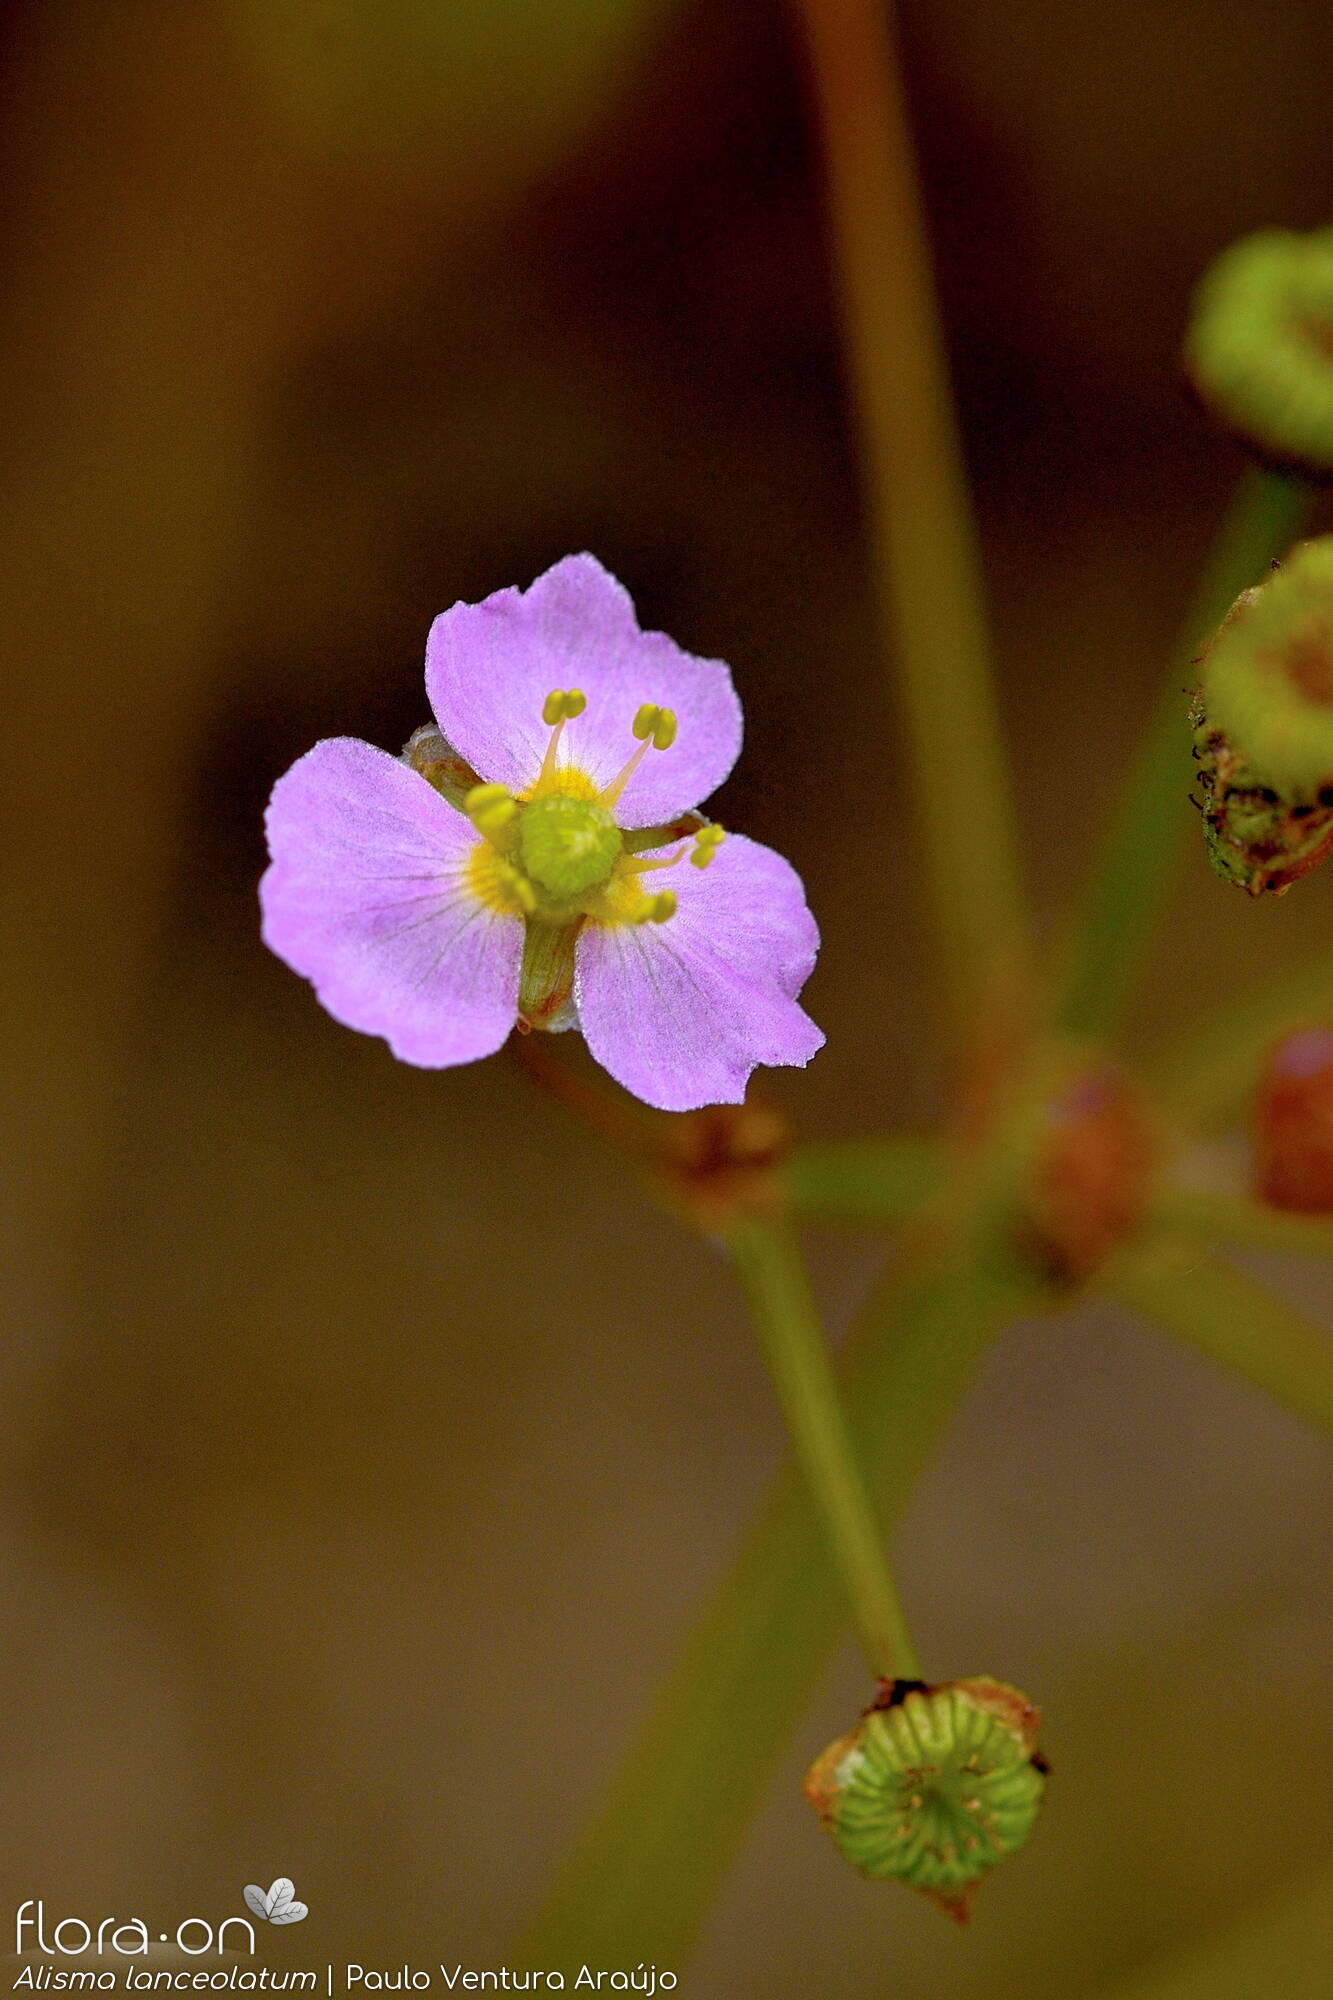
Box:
[498,861,537,914]
[632,703,677,750]
[465,781,519,842]
[645,889,677,923]
[466,781,513,814]
[467,841,536,917]
[603,704,678,808]
[690,823,725,869]
[542,688,587,725]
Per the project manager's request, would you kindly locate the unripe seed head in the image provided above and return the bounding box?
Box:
[804,1677,1046,1922]
[1186,227,1333,478]
[1201,540,1333,803]
[518,793,622,898]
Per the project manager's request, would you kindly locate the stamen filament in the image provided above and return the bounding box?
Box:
[622,811,706,855]
[600,739,651,808]
[537,722,567,792]
[601,706,678,809]
[624,845,685,875]
[536,688,587,793]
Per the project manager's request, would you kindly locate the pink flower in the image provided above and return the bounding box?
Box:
[260,554,823,1111]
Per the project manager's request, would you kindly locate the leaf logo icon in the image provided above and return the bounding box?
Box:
[244,1880,308,1925]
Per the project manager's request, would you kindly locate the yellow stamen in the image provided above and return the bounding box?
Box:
[600,740,650,807]
[641,889,676,924]
[622,811,706,854]
[505,865,537,914]
[690,822,725,869]
[465,781,519,846]
[535,687,587,793]
[625,845,685,875]
[602,705,678,808]
[541,688,587,725]
[631,703,677,750]
[467,842,536,916]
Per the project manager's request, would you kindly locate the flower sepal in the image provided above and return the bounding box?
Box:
[401,723,482,810]
[656,1095,794,1230]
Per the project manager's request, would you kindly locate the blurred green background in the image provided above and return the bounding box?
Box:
[2,1,1331,1993]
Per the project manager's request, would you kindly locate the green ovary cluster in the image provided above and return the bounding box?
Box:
[1202,538,1333,800]
[808,1684,1045,1901]
[1187,226,1333,474]
[518,793,623,900]
[460,693,694,937]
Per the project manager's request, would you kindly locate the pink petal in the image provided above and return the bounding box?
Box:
[574,833,823,1111]
[424,553,743,828]
[260,737,522,1067]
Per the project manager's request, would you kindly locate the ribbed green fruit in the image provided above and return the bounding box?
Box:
[1200,540,1333,803]
[804,1678,1046,1921]
[1187,227,1333,476]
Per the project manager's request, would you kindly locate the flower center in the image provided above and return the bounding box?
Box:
[518,792,622,897]
[462,688,723,942]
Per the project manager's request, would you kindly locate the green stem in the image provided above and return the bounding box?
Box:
[1151,1186,1333,1261]
[727,1216,918,1681]
[795,0,1028,1044]
[519,1250,1033,1972]
[784,1135,943,1222]
[1056,468,1312,1041]
[1106,1246,1333,1437]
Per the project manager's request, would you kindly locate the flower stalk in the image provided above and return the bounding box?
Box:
[519,1248,1036,1971]
[784,1135,944,1222]
[794,0,1029,1051]
[727,1216,919,1682]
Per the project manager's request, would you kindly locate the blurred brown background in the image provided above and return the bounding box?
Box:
[3,2,1332,1994]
